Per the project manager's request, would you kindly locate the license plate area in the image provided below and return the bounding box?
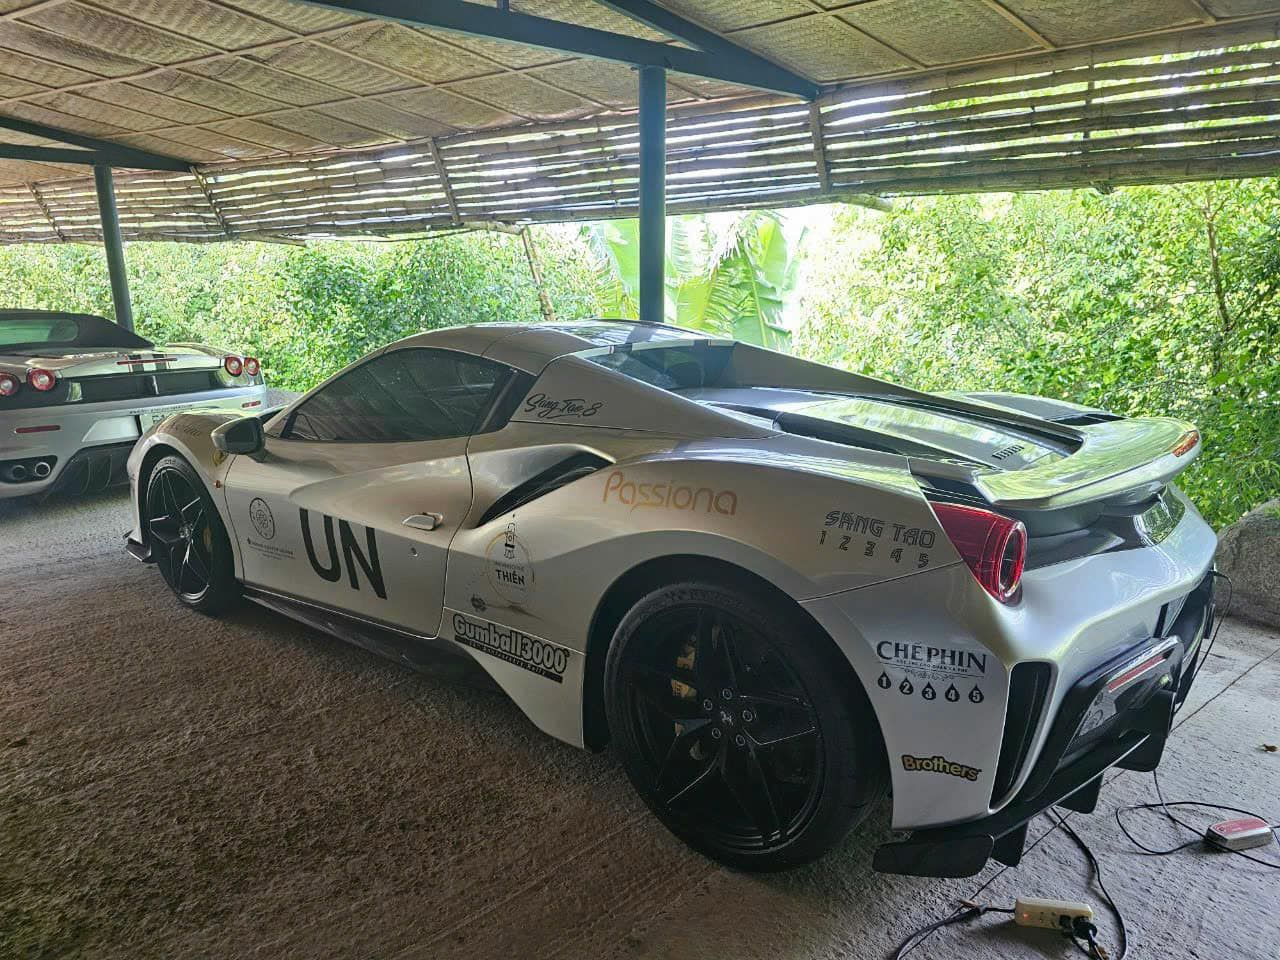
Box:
[1073,636,1180,744]
[136,404,203,432]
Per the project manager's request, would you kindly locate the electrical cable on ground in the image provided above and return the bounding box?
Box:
[889,903,1016,960]
[1051,811,1128,960]
[1115,770,1280,868]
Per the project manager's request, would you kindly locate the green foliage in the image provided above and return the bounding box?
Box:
[0,229,601,393]
[2,184,1274,528]
[583,212,799,348]
[797,182,1280,528]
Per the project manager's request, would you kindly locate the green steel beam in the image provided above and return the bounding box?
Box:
[298,0,820,100]
[0,115,191,172]
[599,0,802,73]
[637,65,666,325]
[0,143,105,165]
[94,166,135,331]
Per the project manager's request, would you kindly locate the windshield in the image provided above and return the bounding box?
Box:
[0,312,153,351]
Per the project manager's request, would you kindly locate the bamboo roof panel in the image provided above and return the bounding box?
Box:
[0,1,1277,242]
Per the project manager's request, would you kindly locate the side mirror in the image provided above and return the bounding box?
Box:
[212,416,266,458]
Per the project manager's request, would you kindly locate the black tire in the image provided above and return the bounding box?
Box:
[605,579,887,871]
[144,455,240,614]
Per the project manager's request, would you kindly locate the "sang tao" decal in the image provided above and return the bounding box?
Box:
[451,612,569,682]
[819,509,937,569]
[300,508,387,600]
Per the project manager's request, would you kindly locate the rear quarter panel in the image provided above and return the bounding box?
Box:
[445,429,960,746]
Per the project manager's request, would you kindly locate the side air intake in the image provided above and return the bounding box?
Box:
[991,662,1053,805]
[477,452,611,526]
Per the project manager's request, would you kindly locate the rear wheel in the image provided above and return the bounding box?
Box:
[144,455,239,614]
[605,580,886,871]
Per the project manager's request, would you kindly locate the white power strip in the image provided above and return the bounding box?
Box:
[1014,897,1094,930]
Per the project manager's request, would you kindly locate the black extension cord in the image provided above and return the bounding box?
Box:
[1115,771,1280,869]
[888,811,1127,960]
[889,903,1015,960]
[1113,571,1280,869]
[1052,811,1128,960]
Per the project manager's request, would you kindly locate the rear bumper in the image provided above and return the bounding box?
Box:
[873,570,1215,877]
[49,441,135,495]
[0,386,263,499]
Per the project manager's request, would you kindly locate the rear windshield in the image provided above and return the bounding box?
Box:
[586,343,734,391]
[0,312,153,351]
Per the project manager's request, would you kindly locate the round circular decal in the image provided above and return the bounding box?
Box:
[248,497,276,540]
[485,523,534,606]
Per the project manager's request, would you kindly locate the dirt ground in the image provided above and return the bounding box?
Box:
[2,488,1278,959]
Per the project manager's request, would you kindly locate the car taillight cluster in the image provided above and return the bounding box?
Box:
[224,355,261,378]
[0,369,58,397]
[930,501,1027,603]
[28,368,57,391]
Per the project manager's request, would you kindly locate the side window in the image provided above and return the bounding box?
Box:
[283,349,507,443]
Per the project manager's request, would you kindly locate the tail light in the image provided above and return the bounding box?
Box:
[931,502,1026,603]
[27,368,57,392]
[243,356,260,377]
[1171,429,1199,457]
[224,355,244,377]
[0,373,19,397]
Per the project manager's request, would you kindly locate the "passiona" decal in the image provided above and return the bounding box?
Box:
[602,470,737,516]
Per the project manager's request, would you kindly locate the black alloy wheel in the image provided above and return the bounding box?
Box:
[606,581,886,871]
[144,455,239,613]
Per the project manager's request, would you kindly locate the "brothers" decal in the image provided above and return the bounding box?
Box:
[451,612,569,682]
[602,470,737,516]
[900,754,982,781]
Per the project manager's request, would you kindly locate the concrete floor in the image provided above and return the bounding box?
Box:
[2,488,1277,959]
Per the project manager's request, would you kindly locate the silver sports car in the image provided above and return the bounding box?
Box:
[1,310,266,498]
[124,319,1216,875]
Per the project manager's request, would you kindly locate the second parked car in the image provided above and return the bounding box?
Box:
[0,309,266,498]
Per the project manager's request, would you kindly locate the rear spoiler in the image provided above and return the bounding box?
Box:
[971,417,1200,511]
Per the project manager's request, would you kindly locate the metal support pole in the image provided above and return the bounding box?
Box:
[93,165,134,331]
[637,64,666,325]
[634,66,665,327]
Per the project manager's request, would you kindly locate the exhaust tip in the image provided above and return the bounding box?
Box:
[32,460,52,479]
[7,463,29,482]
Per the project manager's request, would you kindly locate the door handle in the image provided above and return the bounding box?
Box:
[403,513,443,531]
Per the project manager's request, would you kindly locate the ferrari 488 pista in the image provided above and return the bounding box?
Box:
[125,319,1216,874]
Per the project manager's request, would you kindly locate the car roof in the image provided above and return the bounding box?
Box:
[1,309,111,322]
[387,318,712,374]
[0,309,155,351]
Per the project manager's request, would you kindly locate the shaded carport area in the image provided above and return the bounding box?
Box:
[2,2,1280,957]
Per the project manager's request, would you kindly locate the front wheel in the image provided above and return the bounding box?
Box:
[144,455,240,614]
[605,580,886,871]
